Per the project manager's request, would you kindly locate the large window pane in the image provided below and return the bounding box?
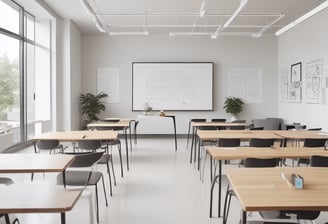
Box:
[0,0,20,34]
[26,42,35,140]
[0,34,21,143]
[25,12,35,41]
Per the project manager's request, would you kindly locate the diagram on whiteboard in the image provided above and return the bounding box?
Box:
[132,63,213,111]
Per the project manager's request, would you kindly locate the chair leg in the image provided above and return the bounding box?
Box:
[209,175,219,218]
[118,143,123,178]
[110,155,116,185]
[101,175,108,206]
[107,162,113,196]
[4,214,10,224]
[95,185,99,223]
[186,121,191,149]
[223,185,233,224]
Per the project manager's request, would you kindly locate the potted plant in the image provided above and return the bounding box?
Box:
[223,97,244,121]
[80,92,108,124]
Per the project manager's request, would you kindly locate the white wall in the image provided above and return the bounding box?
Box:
[81,34,278,133]
[277,8,328,131]
[56,19,81,131]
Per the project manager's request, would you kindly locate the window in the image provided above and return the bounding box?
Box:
[0,0,52,146]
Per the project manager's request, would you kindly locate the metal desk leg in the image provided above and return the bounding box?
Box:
[124,128,129,171]
[190,127,196,163]
[217,160,222,217]
[197,139,202,170]
[170,116,178,151]
[61,212,66,224]
[241,210,247,224]
[128,120,133,152]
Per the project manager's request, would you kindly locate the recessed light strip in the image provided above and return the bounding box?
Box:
[223,0,249,28]
[276,0,328,36]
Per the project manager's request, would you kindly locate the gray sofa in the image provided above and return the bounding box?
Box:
[251,117,284,130]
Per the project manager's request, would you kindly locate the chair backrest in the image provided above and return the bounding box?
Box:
[66,151,104,168]
[211,118,226,122]
[218,138,240,147]
[303,139,326,147]
[308,128,322,131]
[249,138,274,147]
[310,155,328,167]
[230,120,246,130]
[244,158,278,167]
[250,127,264,130]
[77,140,102,150]
[190,118,206,123]
[36,140,60,150]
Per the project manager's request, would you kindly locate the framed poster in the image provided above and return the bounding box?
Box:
[291,62,302,83]
[289,62,302,103]
[306,59,323,104]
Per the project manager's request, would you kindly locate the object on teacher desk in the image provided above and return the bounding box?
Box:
[159,110,166,116]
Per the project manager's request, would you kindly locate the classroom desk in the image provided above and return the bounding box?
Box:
[0,183,82,224]
[190,123,249,164]
[136,114,178,151]
[275,130,328,140]
[207,146,328,218]
[195,130,283,170]
[87,122,131,170]
[0,154,75,186]
[226,167,328,224]
[34,130,118,141]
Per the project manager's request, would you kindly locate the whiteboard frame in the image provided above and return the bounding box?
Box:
[132,62,214,111]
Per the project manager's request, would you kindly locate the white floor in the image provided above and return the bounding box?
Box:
[3,137,328,224]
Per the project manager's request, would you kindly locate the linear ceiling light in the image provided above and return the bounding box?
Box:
[81,0,95,17]
[276,0,328,36]
[252,13,284,38]
[199,1,206,18]
[169,32,212,37]
[94,17,106,32]
[109,32,149,36]
[223,0,248,28]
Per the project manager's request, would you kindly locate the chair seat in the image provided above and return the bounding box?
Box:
[0,177,14,185]
[57,171,103,186]
[97,154,111,164]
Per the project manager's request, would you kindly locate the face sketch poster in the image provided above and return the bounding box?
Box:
[306,59,323,104]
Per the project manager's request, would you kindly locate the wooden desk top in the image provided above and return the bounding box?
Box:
[197,130,283,140]
[227,167,328,211]
[0,183,81,213]
[192,122,248,127]
[87,121,130,128]
[275,130,328,139]
[0,154,75,173]
[207,146,328,160]
[33,130,118,141]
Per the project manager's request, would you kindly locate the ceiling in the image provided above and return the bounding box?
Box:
[40,0,326,37]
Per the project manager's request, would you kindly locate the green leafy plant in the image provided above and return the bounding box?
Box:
[80,92,108,123]
[223,97,244,115]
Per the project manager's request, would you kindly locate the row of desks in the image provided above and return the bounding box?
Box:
[199,129,328,221]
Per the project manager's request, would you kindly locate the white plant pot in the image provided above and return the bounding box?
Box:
[230,114,238,121]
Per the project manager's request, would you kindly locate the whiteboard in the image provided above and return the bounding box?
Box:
[132,62,213,111]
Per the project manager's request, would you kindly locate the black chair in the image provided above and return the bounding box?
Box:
[57,151,108,223]
[298,138,326,166]
[89,127,124,177]
[210,118,227,130]
[310,155,328,167]
[250,127,264,130]
[223,158,278,224]
[230,119,246,130]
[77,140,116,196]
[307,128,322,131]
[249,138,275,147]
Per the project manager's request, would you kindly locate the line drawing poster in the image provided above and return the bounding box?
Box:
[289,62,302,103]
[229,68,262,103]
[306,59,323,104]
[280,67,289,101]
[97,67,120,103]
